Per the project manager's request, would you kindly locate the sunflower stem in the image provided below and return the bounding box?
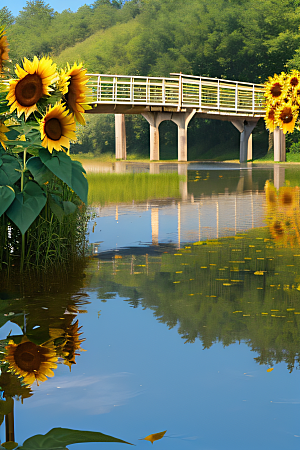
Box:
[20,148,27,273]
[21,148,27,192]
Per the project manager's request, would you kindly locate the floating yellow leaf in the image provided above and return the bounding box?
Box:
[267,368,274,372]
[140,431,167,444]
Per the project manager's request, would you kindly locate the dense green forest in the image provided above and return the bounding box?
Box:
[2,0,300,158]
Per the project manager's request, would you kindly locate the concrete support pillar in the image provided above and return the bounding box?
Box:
[115,114,126,160]
[274,165,285,189]
[274,127,286,162]
[231,120,258,163]
[142,112,172,161]
[171,109,196,162]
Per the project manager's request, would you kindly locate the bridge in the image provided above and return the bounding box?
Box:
[86,73,285,163]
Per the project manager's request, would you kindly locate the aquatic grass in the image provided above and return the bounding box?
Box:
[0,182,89,273]
[87,172,183,205]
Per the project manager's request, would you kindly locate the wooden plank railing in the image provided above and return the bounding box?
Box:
[86,72,266,116]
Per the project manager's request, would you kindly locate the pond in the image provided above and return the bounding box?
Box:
[0,161,299,450]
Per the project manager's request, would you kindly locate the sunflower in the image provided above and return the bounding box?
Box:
[278,186,299,210]
[0,29,9,74]
[275,101,298,134]
[269,219,285,241]
[59,62,89,125]
[265,73,286,104]
[287,70,300,91]
[0,121,9,149]
[265,180,278,207]
[4,337,58,386]
[61,320,85,371]
[6,56,58,120]
[264,106,276,132]
[40,102,76,152]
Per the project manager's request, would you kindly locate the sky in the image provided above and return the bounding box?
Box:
[3,0,93,17]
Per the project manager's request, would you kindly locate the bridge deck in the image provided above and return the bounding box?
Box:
[86,72,265,117]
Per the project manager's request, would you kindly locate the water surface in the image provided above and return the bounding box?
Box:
[0,162,299,450]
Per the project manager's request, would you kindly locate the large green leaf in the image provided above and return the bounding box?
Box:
[39,150,88,203]
[0,154,21,185]
[71,160,88,204]
[27,157,54,185]
[18,427,133,449]
[0,185,15,217]
[6,182,47,235]
[39,149,72,187]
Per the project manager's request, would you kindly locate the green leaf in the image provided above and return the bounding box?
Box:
[70,160,88,203]
[38,150,88,203]
[0,186,15,217]
[6,181,47,235]
[62,201,77,215]
[39,149,72,187]
[5,129,20,140]
[4,140,29,148]
[49,196,77,221]
[18,427,134,449]
[27,157,54,185]
[49,195,65,221]
[0,154,21,185]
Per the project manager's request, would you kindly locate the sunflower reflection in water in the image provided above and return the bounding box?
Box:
[2,317,85,387]
[265,180,300,246]
[4,338,58,386]
[50,319,86,371]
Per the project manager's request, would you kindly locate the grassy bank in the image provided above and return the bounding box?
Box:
[87,172,183,205]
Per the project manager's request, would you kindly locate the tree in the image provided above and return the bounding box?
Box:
[0,7,14,26]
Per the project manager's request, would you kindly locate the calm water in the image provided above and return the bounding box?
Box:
[1,162,299,450]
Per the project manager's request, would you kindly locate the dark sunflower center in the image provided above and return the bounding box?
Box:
[14,342,41,372]
[45,118,62,141]
[268,110,275,120]
[15,73,43,107]
[268,192,276,203]
[282,193,293,205]
[270,82,282,97]
[290,77,299,87]
[65,80,77,111]
[273,221,284,236]
[280,107,293,123]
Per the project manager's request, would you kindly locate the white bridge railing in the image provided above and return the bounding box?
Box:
[86,72,266,116]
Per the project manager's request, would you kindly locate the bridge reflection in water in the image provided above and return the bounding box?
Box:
[86,163,284,254]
